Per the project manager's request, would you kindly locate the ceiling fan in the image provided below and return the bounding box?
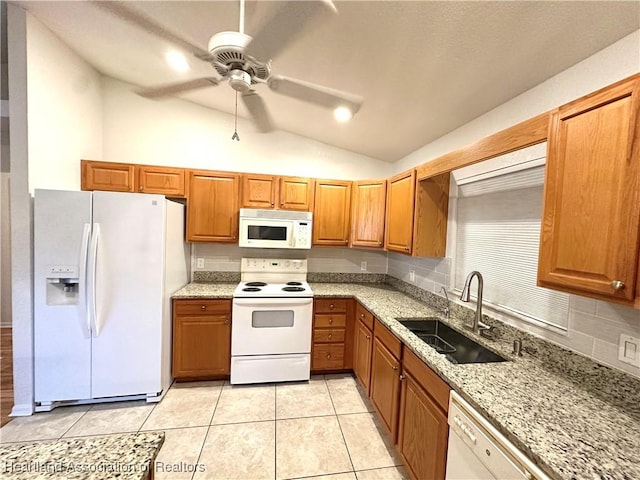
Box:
[95,0,364,133]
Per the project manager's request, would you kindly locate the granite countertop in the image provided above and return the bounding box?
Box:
[172,281,640,480]
[0,432,164,479]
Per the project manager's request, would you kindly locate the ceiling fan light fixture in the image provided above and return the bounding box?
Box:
[333,106,353,123]
[229,69,252,93]
[165,50,190,73]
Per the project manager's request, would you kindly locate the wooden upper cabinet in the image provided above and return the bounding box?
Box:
[138,165,185,197]
[313,179,352,246]
[186,170,240,242]
[539,76,640,304]
[81,160,135,193]
[385,170,416,254]
[241,174,278,208]
[280,176,315,211]
[350,179,386,249]
[413,173,450,258]
[241,175,314,211]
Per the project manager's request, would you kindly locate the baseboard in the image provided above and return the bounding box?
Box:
[9,403,34,417]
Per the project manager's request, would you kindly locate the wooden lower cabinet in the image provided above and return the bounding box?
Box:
[353,303,374,393]
[312,298,354,372]
[172,299,231,379]
[397,348,451,480]
[369,319,402,440]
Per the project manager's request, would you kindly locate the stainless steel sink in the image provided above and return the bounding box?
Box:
[398,318,507,364]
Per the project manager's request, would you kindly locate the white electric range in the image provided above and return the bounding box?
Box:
[230,258,314,384]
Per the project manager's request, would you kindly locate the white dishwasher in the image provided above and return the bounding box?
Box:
[445,391,550,480]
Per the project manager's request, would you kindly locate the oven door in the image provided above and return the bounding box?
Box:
[232,297,313,355]
[238,218,294,248]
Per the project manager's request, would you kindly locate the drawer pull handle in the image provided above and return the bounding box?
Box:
[326,353,331,360]
[611,280,625,291]
[201,305,206,310]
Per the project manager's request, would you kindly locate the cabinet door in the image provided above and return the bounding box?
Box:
[539,77,640,302]
[313,180,352,246]
[279,176,315,211]
[385,170,416,254]
[351,180,386,249]
[187,170,240,242]
[370,337,401,440]
[81,160,135,192]
[397,372,449,480]
[353,319,373,393]
[137,165,186,197]
[241,174,277,208]
[172,314,231,378]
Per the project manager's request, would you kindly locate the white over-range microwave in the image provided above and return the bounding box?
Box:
[238,208,313,249]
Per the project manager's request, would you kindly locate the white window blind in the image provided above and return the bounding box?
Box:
[454,164,569,330]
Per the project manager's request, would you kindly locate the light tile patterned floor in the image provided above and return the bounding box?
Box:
[0,374,407,479]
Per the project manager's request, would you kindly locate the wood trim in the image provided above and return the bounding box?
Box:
[416,112,550,180]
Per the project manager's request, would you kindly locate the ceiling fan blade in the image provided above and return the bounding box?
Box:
[245,0,337,61]
[137,78,219,99]
[93,1,213,61]
[267,75,363,114]
[242,92,275,133]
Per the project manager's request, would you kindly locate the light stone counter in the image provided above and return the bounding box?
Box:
[173,281,640,480]
[0,432,164,479]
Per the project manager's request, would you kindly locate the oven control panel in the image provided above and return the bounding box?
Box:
[242,258,307,273]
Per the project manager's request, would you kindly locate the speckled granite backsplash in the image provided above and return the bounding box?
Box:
[308,273,386,283]
[193,271,240,283]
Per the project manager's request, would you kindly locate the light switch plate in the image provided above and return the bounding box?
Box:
[196,258,205,269]
[409,269,415,282]
[618,334,640,367]
[360,261,367,271]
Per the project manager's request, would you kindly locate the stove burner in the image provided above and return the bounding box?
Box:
[245,282,267,287]
[282,286,305,292]
[286,281,303,286]
[242,287,262,292]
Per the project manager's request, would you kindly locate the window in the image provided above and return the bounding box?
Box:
[451,145,569,331]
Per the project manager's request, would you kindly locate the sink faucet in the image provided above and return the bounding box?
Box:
[440,286,450,319]
[460,271,491,334]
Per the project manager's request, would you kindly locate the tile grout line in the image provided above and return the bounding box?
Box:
[325,375,357,476]
[191,381,225,480]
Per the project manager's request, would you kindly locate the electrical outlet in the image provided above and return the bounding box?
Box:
[360,261,367,271]
[618,334,640,367]
[196,258,205,269]
[409,269,415,282]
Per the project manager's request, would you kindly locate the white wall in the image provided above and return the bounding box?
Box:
[102,77,392,181]
[388,30,640,378]
[26,14,102,193]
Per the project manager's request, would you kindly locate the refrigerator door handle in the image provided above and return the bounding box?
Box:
[88,223,101,337]
[78,223,91,334]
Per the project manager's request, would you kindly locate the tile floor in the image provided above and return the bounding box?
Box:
[0,374,407,480]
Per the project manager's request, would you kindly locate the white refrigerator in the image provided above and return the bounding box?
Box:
[34,189,189,410]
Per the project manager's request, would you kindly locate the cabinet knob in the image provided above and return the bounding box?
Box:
[329,304,335,310]
[328,318,333,324]
[138,185,143,192]
[271,202,274,206]
[365,335,371,340]
[399,374,405,381]
[200,305,206,310]
[404,246,410,251]
[328,333,332,339]
[326,353,331,360]
[359,313,365,318]
[224,319,229,325]
[392,365,398,371]
[611,280,625,291]
[378,241,382,246]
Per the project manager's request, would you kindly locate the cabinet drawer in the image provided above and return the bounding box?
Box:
[356,303,374,330]
[313,344,345,369]
[315,298,348,313]
[314,314,346,328]
[174,299,231,316]
[374,318,402,359]
[313,328,346,343]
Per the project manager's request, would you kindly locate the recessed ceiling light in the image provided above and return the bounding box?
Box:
[165,50,190,73]
[333,106,353,123]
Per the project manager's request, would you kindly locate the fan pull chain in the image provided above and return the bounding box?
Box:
[231,92,240,141]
